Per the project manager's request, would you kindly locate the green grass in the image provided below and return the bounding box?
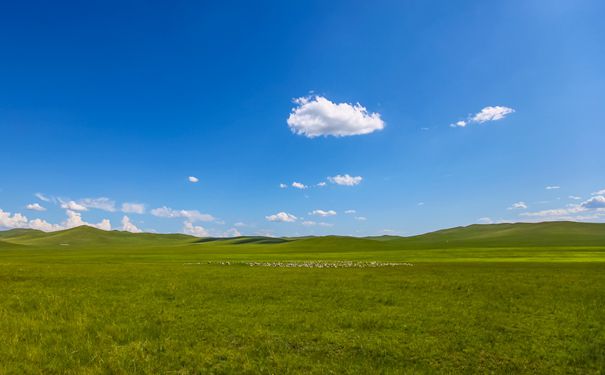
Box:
[0,222,604,373]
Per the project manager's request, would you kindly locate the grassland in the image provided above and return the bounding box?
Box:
[0,222,604,373]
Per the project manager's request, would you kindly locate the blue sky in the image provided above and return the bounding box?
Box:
[1,0,604,237]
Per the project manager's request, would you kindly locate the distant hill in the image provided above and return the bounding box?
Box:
[0,222,604,250]
[384,222,605,249]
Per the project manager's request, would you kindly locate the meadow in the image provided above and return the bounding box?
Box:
[0,222,604,373]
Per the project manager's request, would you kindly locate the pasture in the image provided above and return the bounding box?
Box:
[0,223,604,373]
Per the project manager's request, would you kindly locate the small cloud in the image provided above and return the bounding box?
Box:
[450,120,467,128]
[234,222,246,227]
[477,217,494,224]
[279,183,288,189]
[328,174,363,186]
[60,200,88,212]
[35,193,51,202]
[592,189,605,195]
[302,220,333,227]
[417,202,425,206]
[292,182,307,189]
[26,203,46,211]
[122,202,145,214]
[265,212,297,222]
[188,176,199,183]
[316,182,326,187]
[121,216,142,233]
[78,197,116,212]
[546,186,560,190]
[309,209,337,217]
[344,209,356,214]
[183,221,209,237]
[354,216,367,221]
[581,195,605,209]
[508,201,527,210]
[569,196,582,200]
[287,95,385,138]
[151,206,215,222]
[221,228,241,237]
[451,106,515,128]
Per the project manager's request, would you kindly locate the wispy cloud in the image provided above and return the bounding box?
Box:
[309,209,336,217]
[78,197,116,212]
[508,201,527,210]
[265,212,297,222]
[151,206,215,222]
[188,176,199,183]
[291,182,307,189]
[122,202,145,214]
[35,193,51,202]
[545,186,560,190]
[451,106,515,127]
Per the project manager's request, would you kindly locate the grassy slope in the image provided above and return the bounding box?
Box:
[1,221,604,262]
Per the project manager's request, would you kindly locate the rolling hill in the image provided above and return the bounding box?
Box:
[0,221,604,251]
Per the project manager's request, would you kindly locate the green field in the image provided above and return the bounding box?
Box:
[1,222,604,373]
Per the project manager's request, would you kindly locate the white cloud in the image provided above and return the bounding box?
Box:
[151,206,215,222]
[472,106,515,123]
[183,223,240,238]
[121,216,142,233]
[183,221,209,237]
[221,228,242,237]
[64,210,111,231]
[78,197,116,212]
[454,120,467,128]
[122,202,145,214]
[265,212,297,222]
[328,174,363,186]
[287,96,384,138]
[592,189,605,195]
[28,218,63,232]
[582,195,605,209]
[451,106,515,127]
[518,196,605,219]
[0,208,111,232]
[35,193,51,202]
[344,209,356,214]
[279,183,288,189]
[0,209,29,229]
[188,176,199,183]
[302,220,332,227]
[545,186,560,190]
[354,216,367,221]
[309,209,337,217]
[569,196,582,200]
[508,201,527,210]
[317,182,326,187]
[60,200,88,212]
[291,182,307,189]
[234,222,246,227]
[26,203,46,211]
[477,217,494,224]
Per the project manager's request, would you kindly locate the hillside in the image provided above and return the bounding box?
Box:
[1,221,604,251]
